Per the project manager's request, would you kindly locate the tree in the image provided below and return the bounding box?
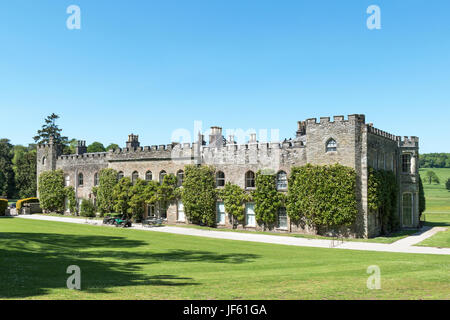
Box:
[106,143,119,151]
[13,148,37,199]
[425,170,440,184]
[113,177,133,216]
[38,170,66,213]
[181,165,216,226]
[63,138,78,154]
[96,168,118,214]
[0,139,15,198]
[446,178,450,191]
[87,142,106,153]
[128,179,148,221]
[33,113,68,145]
[419,176,426,218]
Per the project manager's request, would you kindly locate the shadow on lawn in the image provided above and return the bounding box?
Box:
[0,232,259,299]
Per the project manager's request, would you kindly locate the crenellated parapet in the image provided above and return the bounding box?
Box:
[367,125,398,141]
[398,136,419,148]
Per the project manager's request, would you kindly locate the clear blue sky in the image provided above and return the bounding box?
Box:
[1,0,449,153]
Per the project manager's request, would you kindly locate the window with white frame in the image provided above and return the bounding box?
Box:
[177,170,184,187]
[326,139,337,152]
[245,202,256,227]
[402,154,411,173]
[177,201,185,222]
[132,171,139,184]
[216,201,226,225]
[245,171,255,189]
[277,207,287,229]
[276,171,288,190]
[216,171,225,187]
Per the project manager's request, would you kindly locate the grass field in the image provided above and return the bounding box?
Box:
[0,218,449,300]
[417,168,450,247]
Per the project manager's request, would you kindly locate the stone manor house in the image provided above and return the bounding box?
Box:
[36,114,420,238]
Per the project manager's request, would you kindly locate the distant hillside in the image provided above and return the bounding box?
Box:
[420,153,450,168]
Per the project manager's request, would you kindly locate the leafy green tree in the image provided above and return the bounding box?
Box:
[419,153,450,168]
[0,139,15,198]
[106,143,119,151]
[252,170,283,230]
[63,139,78,154]
[13,148,37,198]
[128,179,148,220]
[181,165,217,226]
[113,177,133,215]
[33,113,68,145]
[287,164,358,232]
[38,169,66,213]
[87,142,106,153]
[96,168,118,214]
[425,170,440,184]
[219,183,247,227]
[446,178,450,191]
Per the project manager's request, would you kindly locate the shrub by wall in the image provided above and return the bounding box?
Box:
[287,164,358,230]
[97,168,118,214]
[38,170,66,213]
[181,165,217,226]
[80,199,96,217]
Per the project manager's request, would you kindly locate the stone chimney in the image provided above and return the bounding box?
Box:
[126,134,140,149]
[76,140,87,155]
[209,126,223,148]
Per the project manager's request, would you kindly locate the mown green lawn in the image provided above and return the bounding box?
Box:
[0,218,449,300]
[417,168,450,248]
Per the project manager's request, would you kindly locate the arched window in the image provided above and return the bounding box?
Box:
[132,171,139,184]
[94,172,99,186]
[276,171,288,190]
[177,170,184,187]
[245,171,255,189]
[78,173,84,186]
[326,138,337,152]
[117,171,124,181]
[145,171,152,181]
[159,170,167,183]
[65,175,70,187]
[42,157,46,165]
[216,171,225,187]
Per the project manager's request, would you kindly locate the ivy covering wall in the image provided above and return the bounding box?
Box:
[367,167,399,234]
[181,165,217,226]
[218,182,247,226]
[38,169,66,213]
[252,170,283,229]
[286,164,358,230]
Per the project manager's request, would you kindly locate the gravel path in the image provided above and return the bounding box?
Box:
[11,214,450,255]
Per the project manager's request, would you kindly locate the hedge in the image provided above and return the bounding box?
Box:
[0,199,7,216]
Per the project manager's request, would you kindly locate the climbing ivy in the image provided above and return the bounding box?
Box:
[367,167,399,234]
[219,182,247,226]
[64,186,77,214]
[252,170,283,229]
[286,164,358,229]
[181,165,217,226]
